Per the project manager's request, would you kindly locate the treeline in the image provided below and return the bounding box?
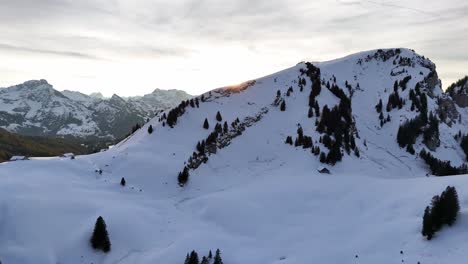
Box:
[184,249,224,264]
[422,186,460,240]
[0,128,98,162]
[420,149,467,176]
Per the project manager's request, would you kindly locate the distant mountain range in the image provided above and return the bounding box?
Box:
[0,80,192,139]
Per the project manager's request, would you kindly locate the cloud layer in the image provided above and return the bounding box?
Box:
[0,0,466,95]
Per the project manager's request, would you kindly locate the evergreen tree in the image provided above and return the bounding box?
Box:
[216,111,223,122]
[445,186,460,226]
[189,250,199,264]
[203,118,210,129]
[90,216,111,252]
[422,206,434,240]
[379,111,384,120]
[178,167,190,186]
[280,100,286,111]
[201,256,209,264]
[147,124,153,134]
[308,106,314,118]
[213,249,223,264]
[185,253,190,264]
[375,99,383,113]
[120,177,126,186]
[430,195,443,230]
[285,136,293,145]
[319,152,326,163]
[406,144,415,155]
[223,121,229,134]
[208,250,213,259]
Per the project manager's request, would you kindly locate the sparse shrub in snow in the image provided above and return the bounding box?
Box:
[280,100,286,111]
[90,216,111,252]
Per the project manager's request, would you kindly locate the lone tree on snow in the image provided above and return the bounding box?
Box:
[216,111,223,122]
[147,124,153,134]
[90,216,111,252]
[280,100,286,111]
[120,177,126,186]
[203,118,210,129]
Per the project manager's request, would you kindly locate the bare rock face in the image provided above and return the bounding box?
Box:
[446,76,468,107]
[437,96,459,126]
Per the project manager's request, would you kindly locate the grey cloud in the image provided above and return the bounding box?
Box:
[0,43,104,60]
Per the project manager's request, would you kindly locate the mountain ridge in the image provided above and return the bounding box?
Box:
[0,80,192,139]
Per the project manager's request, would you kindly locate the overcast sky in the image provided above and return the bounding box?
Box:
[0,0,466,96]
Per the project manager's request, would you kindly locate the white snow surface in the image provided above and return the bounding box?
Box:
[0,49,467,264]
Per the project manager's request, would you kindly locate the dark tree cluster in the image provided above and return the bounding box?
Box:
[422,112,439,148]
[184,249,223,264]
[298,77,306,92]
[313,86,357,164]
[422,186,460,240]
[182,109,268,187]
[386,90,404,111]
[90,216,111,253]
[399,76,412,91]
[420,149,467,176]
[378,111,391,127]
[300,62,322,105]
[293,126,313,149]
[163,98,201,128]
[397,115,424,149]
[409,85,428,116]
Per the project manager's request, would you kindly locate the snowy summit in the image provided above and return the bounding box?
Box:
[0,48,467,264]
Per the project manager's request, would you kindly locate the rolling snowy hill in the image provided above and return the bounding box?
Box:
[0,81,192,139]
[0,48,467,264]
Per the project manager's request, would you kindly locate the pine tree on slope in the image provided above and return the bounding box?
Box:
[90,216,111,252]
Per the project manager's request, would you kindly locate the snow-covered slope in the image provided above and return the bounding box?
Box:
[0,81,192,139]
[0,49,467,264]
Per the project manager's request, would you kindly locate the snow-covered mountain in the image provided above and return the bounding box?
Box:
[0,48,467,264]
[0,81,192,139]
